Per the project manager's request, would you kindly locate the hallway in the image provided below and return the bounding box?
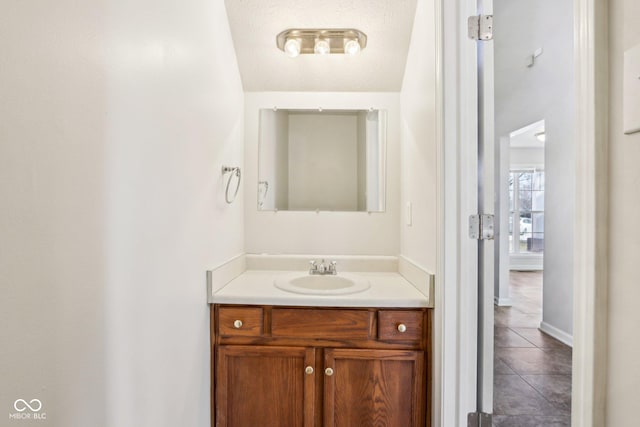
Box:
[492,271,572,426]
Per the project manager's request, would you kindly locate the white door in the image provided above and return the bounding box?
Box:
[475,0,495,416]
[441,0,497,423]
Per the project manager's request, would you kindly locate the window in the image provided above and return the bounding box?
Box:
[509,170,544,254]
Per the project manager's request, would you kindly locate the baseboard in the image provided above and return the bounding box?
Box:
[206,254,246,302]
[539,321,573,347]
[493,296,512,306]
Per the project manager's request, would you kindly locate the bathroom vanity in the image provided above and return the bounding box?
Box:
[212,304,430,427]
[209,262,433,427]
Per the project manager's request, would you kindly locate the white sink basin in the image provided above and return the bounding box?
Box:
[274,273,371,295]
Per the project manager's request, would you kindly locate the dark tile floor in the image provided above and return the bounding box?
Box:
[493,271,572,427]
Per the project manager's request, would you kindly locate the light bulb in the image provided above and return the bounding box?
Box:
[344,39,361,55]
[314,38,330,55]
[535,132,546,142]
[284,38,301,57]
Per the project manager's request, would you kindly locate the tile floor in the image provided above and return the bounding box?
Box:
[493,271,572,427]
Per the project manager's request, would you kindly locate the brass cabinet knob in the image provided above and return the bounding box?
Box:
[233,320,243,329]
[397,323,407,333]
[305,366,314,375]
[324,367,334,376]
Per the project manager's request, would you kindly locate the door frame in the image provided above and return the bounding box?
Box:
[435,0,609,425]
[571,0,609,425]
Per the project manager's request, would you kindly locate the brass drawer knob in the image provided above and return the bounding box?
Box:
[397,323,407,333]
[324,367,334,376]
[233,320,243,329]
[305,366,314,375]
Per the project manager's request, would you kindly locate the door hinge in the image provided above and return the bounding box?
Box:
[468,15,494,41]
[469,214,495,240]
[468,412,492,426]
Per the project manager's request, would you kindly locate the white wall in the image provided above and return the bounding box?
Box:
[244,92,400,255]
[496,138,513,304]
[400,1,441,424]
[510,146,544,167]
[399,0,438,272]
[0,1,244,426]
[494,0,575,338]
[607,0,640,423]
[288,114,358,211]
[0,2,109,424]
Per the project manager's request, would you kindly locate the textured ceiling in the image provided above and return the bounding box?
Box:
[224,0,418,92]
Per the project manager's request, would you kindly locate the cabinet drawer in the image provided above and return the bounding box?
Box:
[378,310,425,342]
[218,307,263,337]
[271,308,372,340]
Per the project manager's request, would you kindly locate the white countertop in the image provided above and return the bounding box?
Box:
[212,270,430,308]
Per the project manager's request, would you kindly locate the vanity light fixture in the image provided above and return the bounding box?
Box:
[314,38,331,55]
[343,38,361,55]
[534,131,546,142]
[283,38,301,57]
[276,28,367,56]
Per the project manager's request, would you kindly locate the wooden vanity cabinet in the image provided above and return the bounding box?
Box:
[216,345,315,427]
[211,305,431,427]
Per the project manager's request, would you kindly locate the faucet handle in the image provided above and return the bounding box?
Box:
[309,260,317,272]
[329,260,337,274]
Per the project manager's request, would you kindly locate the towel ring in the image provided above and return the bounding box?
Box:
[222,166,241,204]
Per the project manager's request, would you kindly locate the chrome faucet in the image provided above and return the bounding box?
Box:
[309,259,337,275]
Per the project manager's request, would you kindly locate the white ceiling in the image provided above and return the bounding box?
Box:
[224,0,418,92]
[510,120,546,148]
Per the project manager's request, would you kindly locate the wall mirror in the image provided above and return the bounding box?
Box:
[257,108,387,212]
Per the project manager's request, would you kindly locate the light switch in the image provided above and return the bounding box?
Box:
[624,44,640,135]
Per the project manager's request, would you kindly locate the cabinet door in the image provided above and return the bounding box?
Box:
[324,349,425,427]
[216,345,315,427]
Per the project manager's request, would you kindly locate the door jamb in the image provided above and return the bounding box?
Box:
[572,0,608,425]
